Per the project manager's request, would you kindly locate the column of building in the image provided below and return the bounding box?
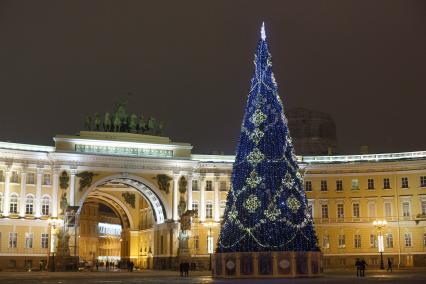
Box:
[52,168,59,217]
[214,175,220,222]
[200,175,206,222]
[186,173,193,211]
[19,170,27,217]
[69,169,76,206]
[172,173,179,221]
[35,168,43,217]
[2,168,11,216]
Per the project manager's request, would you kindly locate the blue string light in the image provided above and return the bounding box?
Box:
[217,23,319,253]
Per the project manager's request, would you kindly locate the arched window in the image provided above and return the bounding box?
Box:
[9,193,19,214]
[25,194,34,215]
[41,196,50,216]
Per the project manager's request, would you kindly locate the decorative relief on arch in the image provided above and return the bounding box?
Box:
[76,171,98,191]
[153,174,172,194]
[122,192,136,208]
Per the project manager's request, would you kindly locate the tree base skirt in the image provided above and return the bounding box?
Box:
[213,251,322,278]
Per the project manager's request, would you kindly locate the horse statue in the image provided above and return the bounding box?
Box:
[94,113,101,131]
[103,112,111,132]
[113,115,121,132]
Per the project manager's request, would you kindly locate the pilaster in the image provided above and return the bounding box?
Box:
[186,173,193,210]
[19,170,27,217]
[200,175,206,222]
[35,167,43,217]
[3,168,12,216]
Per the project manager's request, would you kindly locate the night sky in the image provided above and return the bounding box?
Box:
[0,1,425,155]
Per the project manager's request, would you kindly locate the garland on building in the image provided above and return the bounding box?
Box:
[217,23,319,252]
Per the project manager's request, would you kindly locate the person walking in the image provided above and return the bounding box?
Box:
[355,258,361,277]
[184,262,189,277]
[387,258,393,272]
[360,259,367,277]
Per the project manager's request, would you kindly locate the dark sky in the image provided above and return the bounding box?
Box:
[0,1,425,155]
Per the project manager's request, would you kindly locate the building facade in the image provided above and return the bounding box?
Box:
[0,131,426,270]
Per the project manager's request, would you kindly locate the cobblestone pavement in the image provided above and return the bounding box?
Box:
[1,269,426,283]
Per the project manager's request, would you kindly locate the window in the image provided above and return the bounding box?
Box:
[25,195,34,215]
[41,233,49,249]
[384,202,392,218]
[368,202,376,218]
[383,178,391,189]
[305,181,312,192]
[220,201,226,217]
[422,201,426,215]
[0,193,3,213]
[423,233,426,247]
[43,174,51,185]
[307,201,314,218]
[352,203,360,218]
[219,181,228,191]
[194,235,199,250]
[205,180,213,191]
[386,233,394,248]
[336,180,343,191]
[402,202,410,217]
[41,196,50,216]
[354,234,361,248]
[192,202,199,218]
[11,171,19,183]
[322,235,330,249]
[206,203,213,218]
[351,179,359,190]
[337,204,344,219]
[9,193,18,214]
[27,173,35,184]
[368,179,375,190]
[321,204,328,219]
[421,176,426,187]
[404,233,412,247]
[401,177,409,189]
[192,180,199,191]
[338,234,346,248]
[320,180,328,192]
[370,234,376,248]
[25,233,33,249]
[9,232,17,248]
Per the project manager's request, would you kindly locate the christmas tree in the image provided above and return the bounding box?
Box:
[217,23,319,253]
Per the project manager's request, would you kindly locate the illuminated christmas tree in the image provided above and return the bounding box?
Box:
[217,23,319,253]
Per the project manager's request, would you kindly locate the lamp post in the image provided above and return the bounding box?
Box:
[373,219,387,270]
[203,222,218,271]
[47,218,63,272]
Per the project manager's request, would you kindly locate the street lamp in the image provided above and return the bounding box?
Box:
[203,222,218,271]
[47,218,63,272]
[373,219,387,270]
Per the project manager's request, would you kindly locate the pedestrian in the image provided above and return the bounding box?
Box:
[127,260,131,272]
[360,259,367,277]
[106,261,109,271]
[355,258,361,277]
[180,262,184,277]
[39,260,43,272]
[387,258,393,272]
[130,261,134,272]
[96,261,99,271]
[184,262,189,277]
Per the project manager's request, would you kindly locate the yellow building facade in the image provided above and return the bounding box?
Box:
[0,131,425,270]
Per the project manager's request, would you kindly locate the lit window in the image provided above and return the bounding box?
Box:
[338,234,346,248]
[422,201,426,215]
[370,234,376,248]
[354,234,361,248]
[41,196,50,216]
[401,177,409,189]
[305,181,312,192]
[192,203,199,218]
[337,204,344,219]
[368,179,375,190]
[404,233,412,247]
[368,203,376,218]
[0,193,3,213]
[25,195,34,215]
[220,181,228,191]
[220,201,226,217]
[423,233,426,247]
[192,180,199,191]
[41,233,49,249]
[194,235,199,250]
[321,204,328,219]
[206,203,213,218]
[322,235,330,249]
[421,176,426,187]
[402,202,410,217]
[205,181,213,191]
[9,232,17,248]
[386,233,394,248]
[25,232,33,249]
[351,179,359,190]
[307,201,314,218]
[384,202,392,217]
[352,203,360,218]
[9,193,18,214]
[336,180,343,191]
[383,178,391,189]
[320,180,328,192]
[11,171,19,183]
